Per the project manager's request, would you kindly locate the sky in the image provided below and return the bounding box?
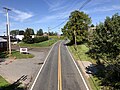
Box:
[0,0,120,35]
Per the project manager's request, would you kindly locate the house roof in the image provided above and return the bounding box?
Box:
[0,37,7,42]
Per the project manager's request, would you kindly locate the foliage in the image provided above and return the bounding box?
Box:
[0,76,9,87]
[33,36,48,43]
[37,29,43,36]
[25,28,34,35]
[19,39,57,47]
[49,31,57,36]
[11,51,34,59]
[19,30,24,35]
[10,30,19,36]
[62,10,91,44]
[0,52,8,58]
[88,13,120,89]
[91,24,95,27]
[23,28,34,44]
[68,44,94,62]
[10,30,24,35]
[23,29,48,44]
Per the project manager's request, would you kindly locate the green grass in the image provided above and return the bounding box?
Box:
[0,75,24,90]
[19,39,57,47]
[88,76,101,90]
[0,76,9,87]
[0,51,34,59]
[0,52,8,58]
[11,51,34,59]
[49,36,64,40]
[68,44,95,63]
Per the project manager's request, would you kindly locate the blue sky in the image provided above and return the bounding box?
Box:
[0,0,120,35]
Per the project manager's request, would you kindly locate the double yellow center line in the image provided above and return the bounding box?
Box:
[58,42,62,90]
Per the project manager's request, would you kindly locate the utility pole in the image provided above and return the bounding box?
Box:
[48,27,50,46]
[74,30,77,50]
[3,7,11,55]
[48,27,50,38]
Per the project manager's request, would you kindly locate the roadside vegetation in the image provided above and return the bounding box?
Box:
[62,10,120,89]
[19,39,57,47]
[0,75,24,90]
[0,51,34,59]
[0,76,9,87]
[10,51,34,59]
[68,44,95,62]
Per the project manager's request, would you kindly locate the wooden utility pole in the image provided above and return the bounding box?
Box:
[3,7,11,55]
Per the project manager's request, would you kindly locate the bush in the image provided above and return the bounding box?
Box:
[23,36,48,44]
[23,36,34,44]
[33,36,48,43]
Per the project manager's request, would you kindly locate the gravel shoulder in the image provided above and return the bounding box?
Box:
[0,47,50,86]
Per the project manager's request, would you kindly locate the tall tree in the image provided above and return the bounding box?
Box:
[19,30,24,35]
[26,28,34,35]
[23,28,34,43]
[62,10,91,44]
[37,29,43,36]
[88,13,120,89]
[10,30,19,36]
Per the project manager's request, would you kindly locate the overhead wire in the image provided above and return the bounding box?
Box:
[50,0,92,30]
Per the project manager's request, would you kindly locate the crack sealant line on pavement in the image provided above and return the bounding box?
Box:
[29,41,60,90]
[66,45,90,90]
[58,41,62,90]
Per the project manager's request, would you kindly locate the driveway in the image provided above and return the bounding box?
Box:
[0,47,50,86]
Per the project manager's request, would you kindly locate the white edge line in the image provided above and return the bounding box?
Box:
[30,41,59,90]
[66,46,90,90]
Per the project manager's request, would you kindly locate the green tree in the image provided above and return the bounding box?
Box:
[62,10,91,44]
[19,30,24,35]
[37,29,43,36]
[88,13,120,89]
[10,30,19,36]
[23,28,34,44]
[91,24,95,27]
[26,28,34,35]
[49,31,57,36]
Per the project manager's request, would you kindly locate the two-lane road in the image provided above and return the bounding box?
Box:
[30,41,89,90]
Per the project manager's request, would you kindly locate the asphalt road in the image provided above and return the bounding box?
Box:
[30,41,89,90]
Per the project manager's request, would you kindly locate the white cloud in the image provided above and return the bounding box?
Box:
[36,12,69,23]
[85,5,120,13]
[12,9,34,22]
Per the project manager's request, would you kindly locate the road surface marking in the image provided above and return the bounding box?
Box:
[66,46,90,90]
[29,41,59,90]
[58,42,62,90]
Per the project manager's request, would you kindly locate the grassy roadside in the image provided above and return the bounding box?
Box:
[19,39,57,47]
[10,51,34,59]
[0,76,9,87]
[0,51,34,59]
[68,44,101,90]
[88,76,101,90]
[0,75,24,90]
[68,44,95,63]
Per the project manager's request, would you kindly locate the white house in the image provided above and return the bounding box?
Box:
[16,35,24,41]
[16,35,35,41]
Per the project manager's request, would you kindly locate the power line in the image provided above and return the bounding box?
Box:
[51,18,68,30]
[79,0,91,10]
[50,0,92,30]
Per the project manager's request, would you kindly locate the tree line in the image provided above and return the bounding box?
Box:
[10,28,58,36]
[62,10,120,89]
